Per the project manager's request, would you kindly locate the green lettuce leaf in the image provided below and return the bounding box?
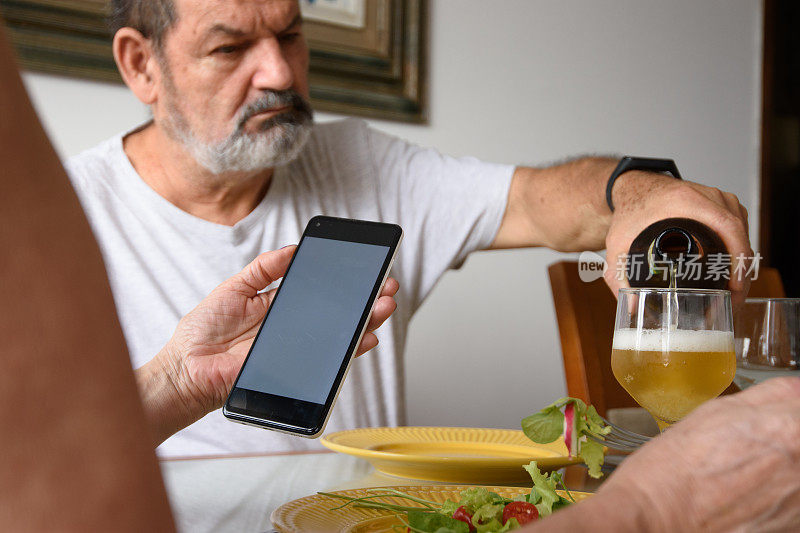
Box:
[547,471,574,503]
[407,510,469,533]
[474,517,521,533]
[521,405,564,444]
[579,438,606,479]
[457,488,502,512]
[585,405,611,436]
[499,517,521,532]
[440,499,458,517]
[522,461,560,516]
[471,503,504,526]
[521,397,612,477]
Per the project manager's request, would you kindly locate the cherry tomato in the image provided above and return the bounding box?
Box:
[452,505,476,531]
[502,501,539,525]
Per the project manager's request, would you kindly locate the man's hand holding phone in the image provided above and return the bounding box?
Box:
[136,246,399,446]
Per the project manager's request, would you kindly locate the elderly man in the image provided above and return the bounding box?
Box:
[6,14,800,531]
[66,0,752,458]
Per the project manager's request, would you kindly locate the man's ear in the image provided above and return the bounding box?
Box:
[112,28,161,105]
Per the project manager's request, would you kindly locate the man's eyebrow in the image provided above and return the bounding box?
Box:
[280,13,303,33]
[202,14,302,40]
[204,24,247,39]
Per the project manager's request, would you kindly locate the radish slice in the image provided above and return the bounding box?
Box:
[563,402,578,456]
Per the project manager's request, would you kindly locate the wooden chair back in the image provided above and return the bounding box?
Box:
[547,261,786,416]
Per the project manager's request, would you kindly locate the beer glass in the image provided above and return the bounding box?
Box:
[734,298,800,389]
[611,288,735,431]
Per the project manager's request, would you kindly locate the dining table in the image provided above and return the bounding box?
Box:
[160,448,608,533]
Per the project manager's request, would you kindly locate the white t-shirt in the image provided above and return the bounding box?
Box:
[66,119,514,458]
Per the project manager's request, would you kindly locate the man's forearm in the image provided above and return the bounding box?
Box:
[491,156,619,251]
[135,350,198,447]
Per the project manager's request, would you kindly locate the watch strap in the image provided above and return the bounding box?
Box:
[606,156,683,212]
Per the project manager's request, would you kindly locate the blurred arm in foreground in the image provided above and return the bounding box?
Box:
[0,22,175,531]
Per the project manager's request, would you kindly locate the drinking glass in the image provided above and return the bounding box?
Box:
[611,288,735,431]
[734,298,800,389]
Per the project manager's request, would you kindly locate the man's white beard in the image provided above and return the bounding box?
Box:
[173,119,313,174]
[163,92,314,175]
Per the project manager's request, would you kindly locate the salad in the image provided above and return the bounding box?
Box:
[321,397,610,532]
[320,461,573,532]
[522,397,611,479]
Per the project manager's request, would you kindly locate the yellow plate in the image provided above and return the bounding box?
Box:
[320,427,580,484]
[272,485,592,533]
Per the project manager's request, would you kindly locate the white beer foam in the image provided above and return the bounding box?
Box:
[613,328,734,352]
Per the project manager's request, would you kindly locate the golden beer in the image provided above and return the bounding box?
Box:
[611,328,736,428]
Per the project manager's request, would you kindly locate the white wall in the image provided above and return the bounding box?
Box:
[22,0,762,430]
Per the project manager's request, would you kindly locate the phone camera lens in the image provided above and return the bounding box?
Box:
[316,222,321,227]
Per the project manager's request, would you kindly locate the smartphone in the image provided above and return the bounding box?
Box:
[223,216,402,437]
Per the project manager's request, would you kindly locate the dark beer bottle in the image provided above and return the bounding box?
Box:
[626,218,729,289]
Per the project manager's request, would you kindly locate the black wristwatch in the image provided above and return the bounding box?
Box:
[605,156,683,212]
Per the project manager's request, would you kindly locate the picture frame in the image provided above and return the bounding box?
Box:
[0,0,427,123]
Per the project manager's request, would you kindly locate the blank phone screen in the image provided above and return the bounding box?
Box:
[236,236,391,404]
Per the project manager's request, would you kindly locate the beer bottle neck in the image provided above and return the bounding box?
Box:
[654,228,696,262]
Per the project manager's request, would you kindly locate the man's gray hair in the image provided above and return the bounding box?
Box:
[108,0,177,50]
